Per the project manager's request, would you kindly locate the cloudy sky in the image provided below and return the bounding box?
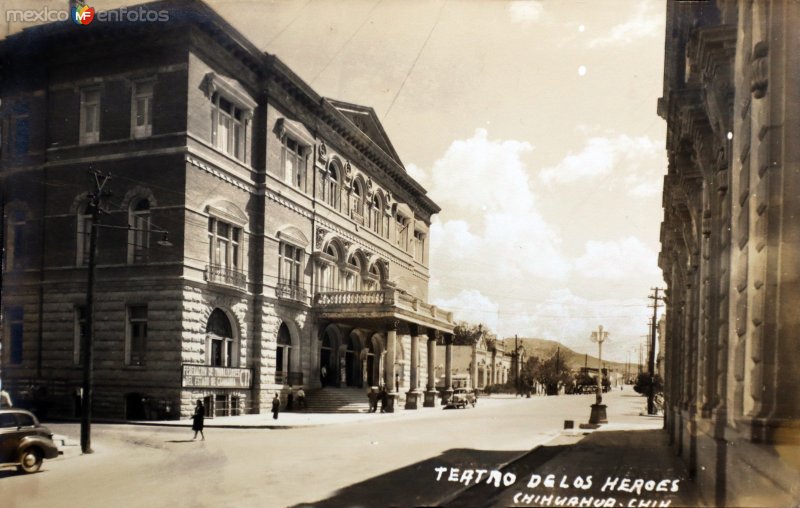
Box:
[3,0,667,363]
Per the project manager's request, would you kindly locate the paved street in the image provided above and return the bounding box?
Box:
[0,390,674,508]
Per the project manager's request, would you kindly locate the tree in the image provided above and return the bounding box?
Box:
[535,353,573,395]
[452,321,489,346]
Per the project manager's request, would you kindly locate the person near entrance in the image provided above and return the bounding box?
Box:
[272,393,280,420]
[287,386,294,411]
[296,387,306,409]
[379,386,388,413]
[367,387,378,413]
[192,399,205,440]
[320,365,328,388]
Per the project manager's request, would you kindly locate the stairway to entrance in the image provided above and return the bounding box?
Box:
[303,387,371,413]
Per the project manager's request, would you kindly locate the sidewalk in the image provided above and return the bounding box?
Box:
[445,414,701,507]
[87,395,522,429]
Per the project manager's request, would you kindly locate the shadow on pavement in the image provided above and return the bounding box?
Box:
[164,439,199,443]
[290,448,527,508]
[448,429,700,508]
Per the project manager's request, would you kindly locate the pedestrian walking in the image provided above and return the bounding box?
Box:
[296,387,306,409]
[320,365,328,387]
[192,399,205,440]
[272,393,280,420]
[367,387,378,413]
[287,385,294,411]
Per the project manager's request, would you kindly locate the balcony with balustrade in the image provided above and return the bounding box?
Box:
[276,281,308,303]
[313,286,455,333]
[205,264,248,291]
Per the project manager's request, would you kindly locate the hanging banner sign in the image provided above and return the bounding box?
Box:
[182,365,253,389]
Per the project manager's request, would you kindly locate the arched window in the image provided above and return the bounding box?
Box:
[370,193,383,236]
[276,323,292,384]
[346,254,362,291]
[129,198,151,264]
[206,309,235,367]
[322,244,339,291]
[326,163,340,209]
[351,179,364,223]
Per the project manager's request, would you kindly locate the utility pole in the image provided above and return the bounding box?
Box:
[647,288,664,415]
[587,325,609,425]
[81,170,112,454]
[514,334,519,394]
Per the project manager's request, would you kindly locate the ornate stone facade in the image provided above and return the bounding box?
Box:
[0,0,454,421]
[658,2,800,505]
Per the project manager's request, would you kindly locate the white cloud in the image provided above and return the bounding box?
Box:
[589,2,662,48]
[509,1,545,25]
[433,290,500,332]
[425,129,570,282]
[517,289,658,363]
[417,130,663,362]
[538,133,663,197]
[575,237,661,280]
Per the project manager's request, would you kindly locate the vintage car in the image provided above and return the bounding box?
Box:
[0,408,61,473]
[446,388,477,409]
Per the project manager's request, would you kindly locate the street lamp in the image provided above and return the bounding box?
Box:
[588,324,608,425]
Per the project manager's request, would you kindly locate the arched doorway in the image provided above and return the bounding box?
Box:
[320,331,333,386]
[344,334,360,387]
[206,308,235,367]
[276,323,292,384]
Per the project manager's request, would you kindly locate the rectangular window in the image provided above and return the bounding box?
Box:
[74,305,88,366]
[77,213,92,266]
[6,210,25,270]
[280,244,302,286]
[132,81,154,139]
[208,217,242,270]
[396,215,409,250]
[80,89,100,145]
[413,230,426,263]
[283,137,305,189]
[127,305,147,366]
[7,306,23,365]
[212,94,246,161]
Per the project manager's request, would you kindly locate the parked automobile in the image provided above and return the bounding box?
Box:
[446,388,477,409]
[0,408,61,474]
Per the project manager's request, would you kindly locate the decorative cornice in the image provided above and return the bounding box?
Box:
[186,154,254,194]
[264,189,314,220]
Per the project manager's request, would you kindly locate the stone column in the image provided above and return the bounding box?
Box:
[470,343,478,389]
[405,325,421,409]
[425,330,437,407]
[385,320,398,412]
[443,333,454,404]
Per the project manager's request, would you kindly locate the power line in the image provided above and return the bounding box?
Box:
[309,0,384,87]
[382,0,447,122]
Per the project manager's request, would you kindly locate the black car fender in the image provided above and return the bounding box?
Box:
[18,435,60,460]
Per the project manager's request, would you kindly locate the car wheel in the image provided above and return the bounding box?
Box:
[18,448,43,474]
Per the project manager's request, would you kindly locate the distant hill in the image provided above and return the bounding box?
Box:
[500,337,626,372]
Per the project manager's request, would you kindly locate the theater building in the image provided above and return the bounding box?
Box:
[0,0,455,420]
[658,1,800,505]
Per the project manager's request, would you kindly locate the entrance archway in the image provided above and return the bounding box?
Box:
[344,334,360,387]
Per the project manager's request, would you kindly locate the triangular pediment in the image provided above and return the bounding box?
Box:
[327,99,403,167]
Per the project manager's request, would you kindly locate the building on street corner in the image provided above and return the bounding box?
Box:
[658,1,800,505]
[0,0,455,420]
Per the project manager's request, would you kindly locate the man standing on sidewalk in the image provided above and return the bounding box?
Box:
[272,393,280,420]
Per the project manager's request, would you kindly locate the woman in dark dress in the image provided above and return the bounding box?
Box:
[192,399,205,440]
